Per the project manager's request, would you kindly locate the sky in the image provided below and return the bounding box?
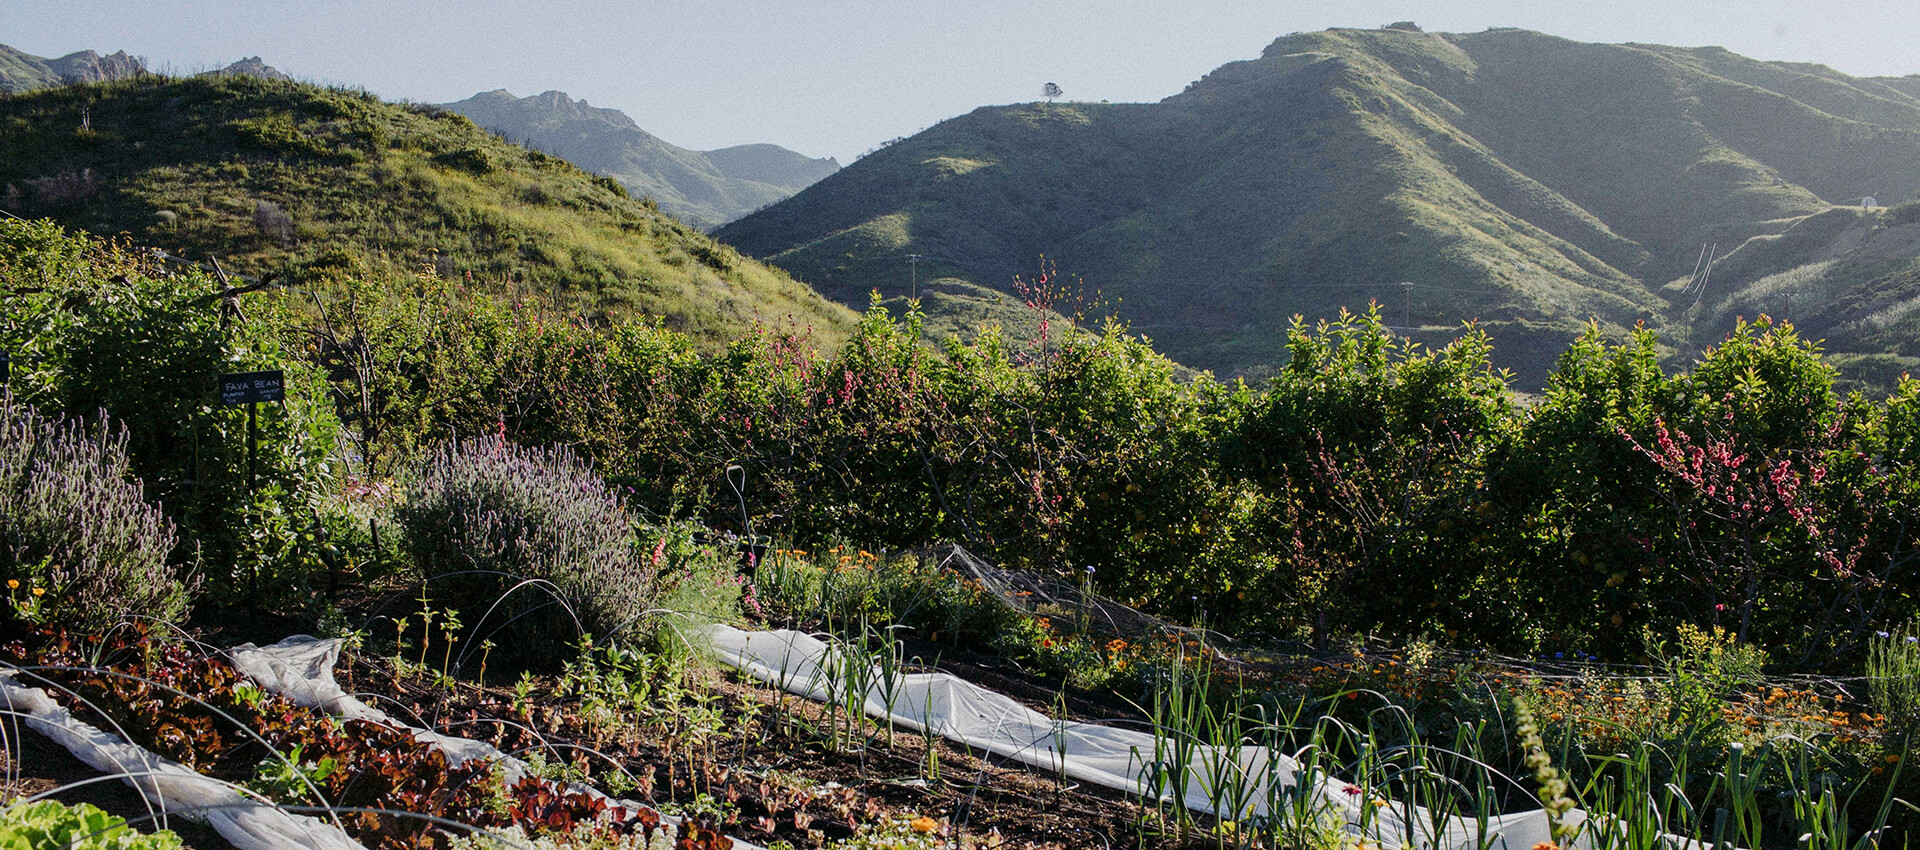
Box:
[9,1,1920,163]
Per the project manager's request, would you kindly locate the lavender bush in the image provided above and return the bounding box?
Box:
[396,437,650,664]
[0,395,190,630]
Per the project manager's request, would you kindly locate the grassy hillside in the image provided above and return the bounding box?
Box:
[1696,202,1920,390]
[719,27,1920,388]
[0,74,857,346]
[441,89,838,228]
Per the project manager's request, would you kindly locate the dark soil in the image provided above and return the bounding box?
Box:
[16,586,1219,850]
[346,642,1214,850]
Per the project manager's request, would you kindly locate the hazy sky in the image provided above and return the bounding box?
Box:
[9,1,1920,163]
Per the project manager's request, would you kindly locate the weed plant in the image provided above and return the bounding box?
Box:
[1868,617,1920,743]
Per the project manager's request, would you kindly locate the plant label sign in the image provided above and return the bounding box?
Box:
[220,369,285,405]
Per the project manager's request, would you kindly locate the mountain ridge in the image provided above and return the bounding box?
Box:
[0,45,146,93]
[440,88,838,228]
[718,26,1920,388]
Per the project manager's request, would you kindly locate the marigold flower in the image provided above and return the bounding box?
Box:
[5,579,16,589]
[32,587,45,597]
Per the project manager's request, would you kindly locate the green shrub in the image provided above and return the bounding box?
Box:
[0,799,184,850]
[0,396,191,630]
[396,438,651,665]
[0,218,344,613]
[1626,623,1774,763]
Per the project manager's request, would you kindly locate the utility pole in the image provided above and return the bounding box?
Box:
[906,253,923,299]
[1400,281,1414,330]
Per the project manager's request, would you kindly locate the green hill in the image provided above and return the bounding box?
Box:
[1694,203,1920,391]
[441,89,839,228]
[0,74,857,346]
[718,27,1920,387]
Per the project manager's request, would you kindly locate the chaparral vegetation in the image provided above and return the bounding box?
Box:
[3,211,1917,849]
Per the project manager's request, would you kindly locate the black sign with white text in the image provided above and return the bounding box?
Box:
[219,369,285,405]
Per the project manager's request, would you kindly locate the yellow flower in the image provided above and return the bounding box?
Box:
[32,587,45,597]
[5,579,16,589]
[910,816,939,833]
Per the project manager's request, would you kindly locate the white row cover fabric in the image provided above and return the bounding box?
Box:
[703,624,1590,850]
[0,671,365,850]
[228,637,507,775]
[228,636,763,850]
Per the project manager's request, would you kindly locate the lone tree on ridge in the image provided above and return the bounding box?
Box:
[1042,82,1062,103]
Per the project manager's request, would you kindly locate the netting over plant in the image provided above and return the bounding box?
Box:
[396,437,650,663]
[0,394,189,630]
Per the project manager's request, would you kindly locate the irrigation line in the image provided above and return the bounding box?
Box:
[0,767,292,819]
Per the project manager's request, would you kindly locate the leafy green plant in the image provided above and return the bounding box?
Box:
[1659,623,1768,694]
[644,524,748,659]
[248,742,340,805]
[0,799,185,850]
[0,218,343,613]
